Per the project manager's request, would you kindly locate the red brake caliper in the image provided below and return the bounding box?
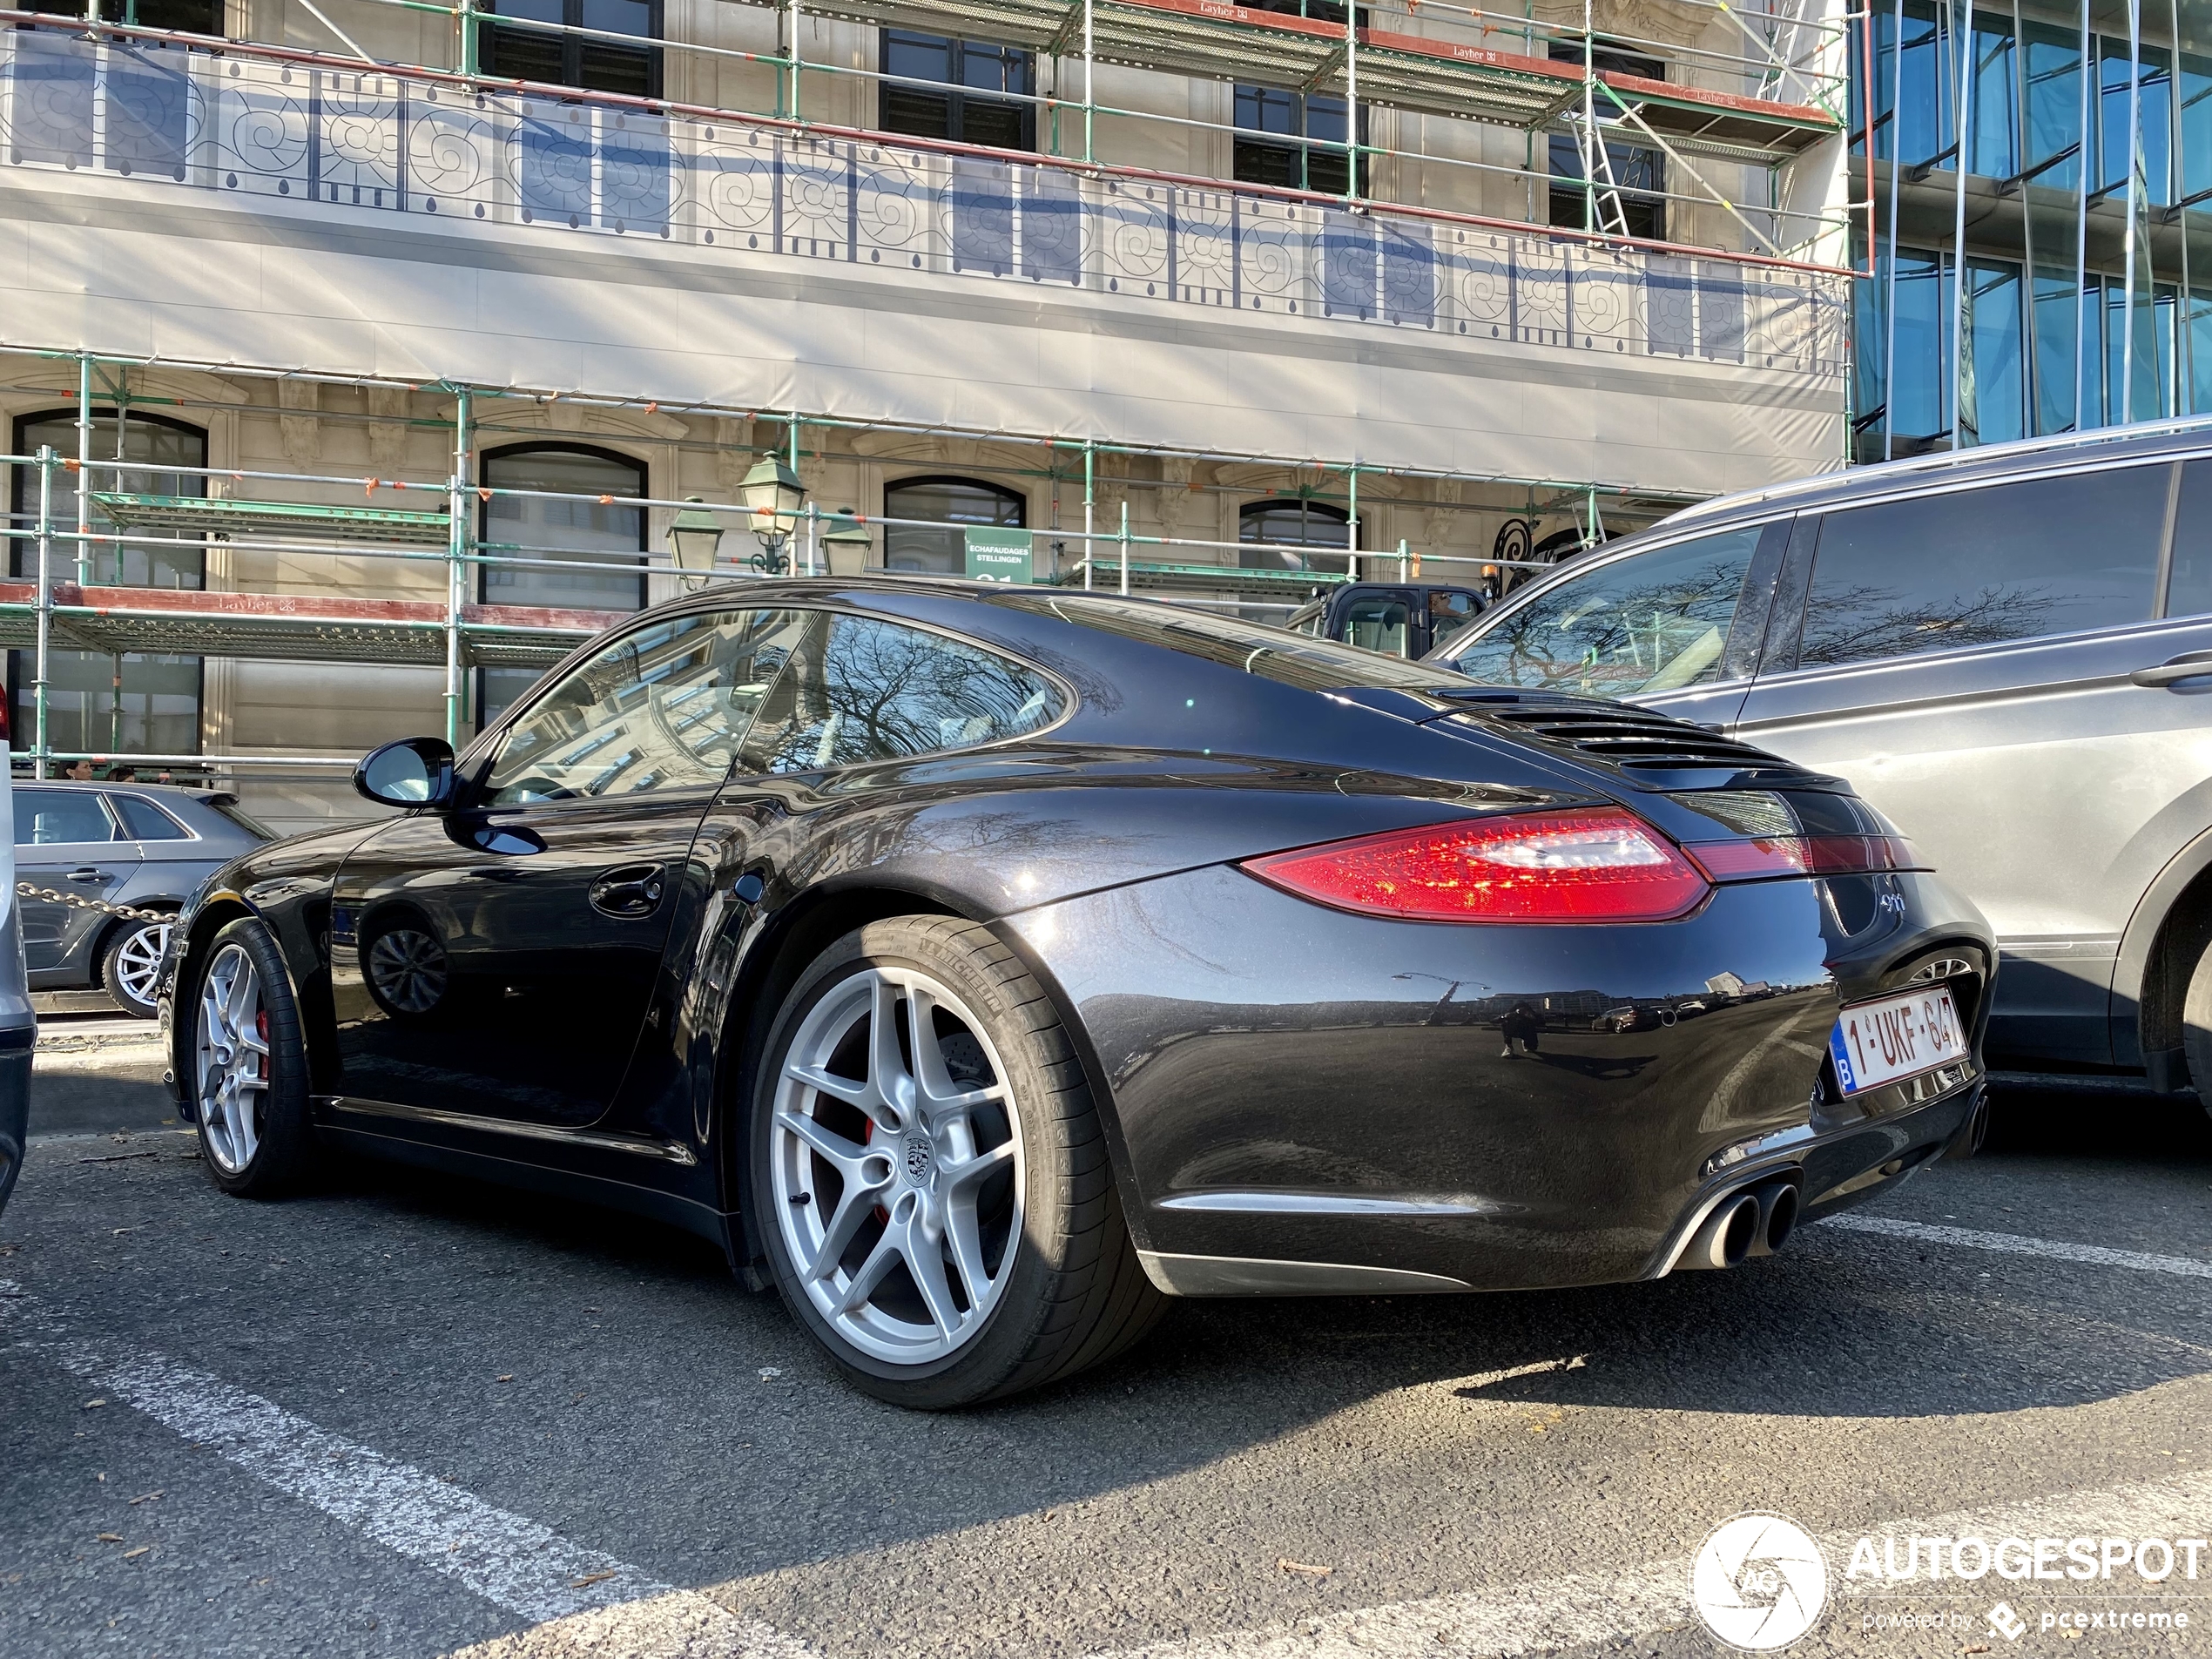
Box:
[255,1008,270,1082]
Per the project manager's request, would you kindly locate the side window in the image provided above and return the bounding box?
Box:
[741,615,1063,774]
[14,791,116,845]
[1797,466,2168,670]
[483,610,810,805]
[111,794,192,840]
[2167,459,2212,619]
[1339,593,1413,658]
[1445,527,1764,697]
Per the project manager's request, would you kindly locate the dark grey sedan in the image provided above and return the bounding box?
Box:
[14,783,271,1018]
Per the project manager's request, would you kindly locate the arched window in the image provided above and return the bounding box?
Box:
[479,444,648,730]
[883,476,1026,576]
[1238,499,1352,575]
[9,408,206,761]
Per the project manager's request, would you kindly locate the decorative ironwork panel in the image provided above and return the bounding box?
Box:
[104,44,191,179]
[406,92,491,216]
[514,99,593,226]
[851,144,943,272]
[1646,255,1696,358]
[1443,230,1514,339]
[1697,260,1747,363]
[696,129,778,251]
[1515,242,1570,346]
[1169,189,1234,307]
[1320,209,1374,321]
[8,31,97,169]
[1568,246,1641,353]
[1380,219,1433,328]
[314,71,401,208]
[598,110,669,235]
[779,136,850,258]
[951,157,1013,276]
[1021,165,1081,286]
[1236,199,1305,313]
[1096,181,1172,300]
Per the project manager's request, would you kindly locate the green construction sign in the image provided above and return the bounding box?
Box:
[964,526,1034,584]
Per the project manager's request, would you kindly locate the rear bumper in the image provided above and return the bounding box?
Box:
[1005,862,1992,1294]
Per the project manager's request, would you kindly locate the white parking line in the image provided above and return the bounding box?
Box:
[1822,1214,2212,1279]
[0,1282,806,1659]
[1089,1467,2212,1659]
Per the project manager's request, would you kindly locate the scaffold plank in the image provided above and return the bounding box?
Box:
[89,493,453,545]
[0,584,617,669]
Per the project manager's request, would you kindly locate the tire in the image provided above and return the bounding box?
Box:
[99,913,174,1021]
[2186,934,2212,1118]
[750,916,1163,1408]
[186,918,316,1197]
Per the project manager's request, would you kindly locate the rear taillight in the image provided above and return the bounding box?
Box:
[1685,833,1923,881]
[1242,808,1710,923]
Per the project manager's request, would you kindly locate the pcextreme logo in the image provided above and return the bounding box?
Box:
[1690,1513,1831,1651]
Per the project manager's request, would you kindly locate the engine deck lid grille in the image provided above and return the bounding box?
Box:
[1421,690,1843,792]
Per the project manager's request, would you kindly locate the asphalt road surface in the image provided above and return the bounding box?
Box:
[4,1028,2210,1659]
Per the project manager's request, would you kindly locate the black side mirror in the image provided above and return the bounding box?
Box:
[354,738,457,809]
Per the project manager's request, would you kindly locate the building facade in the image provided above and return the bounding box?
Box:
[1854,2,2212,462]
[0,0,2186,828]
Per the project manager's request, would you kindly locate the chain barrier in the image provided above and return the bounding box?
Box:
[15,881,174,927]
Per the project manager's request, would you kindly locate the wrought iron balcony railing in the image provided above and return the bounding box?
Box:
[0,19,1848,378]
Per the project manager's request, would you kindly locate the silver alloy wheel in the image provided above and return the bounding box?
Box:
[771,966,1025,1366]
[368,927,448,1015]
[195,942,269,1175]
[112,920,172,1009]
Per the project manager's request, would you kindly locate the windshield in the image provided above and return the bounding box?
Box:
[986,592,1480,694]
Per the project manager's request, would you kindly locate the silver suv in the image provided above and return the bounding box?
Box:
[1429,422,2212,1093]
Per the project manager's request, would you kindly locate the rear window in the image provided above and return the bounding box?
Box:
[209,799,277,841]
[986,592,1480,694]
[1796,465,2167,670]
[111,793,192,841]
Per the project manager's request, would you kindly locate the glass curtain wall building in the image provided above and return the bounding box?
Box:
[1851,1,2212,462]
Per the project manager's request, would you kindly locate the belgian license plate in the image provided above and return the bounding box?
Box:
[1828,985,1966,1096]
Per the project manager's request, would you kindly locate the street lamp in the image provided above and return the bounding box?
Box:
[665,496,725,591]
[821,507,873,577]
[740,455,806,573]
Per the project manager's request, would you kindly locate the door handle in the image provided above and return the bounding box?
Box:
[66,867,107,882]
[589,863,666,920]
[2132,651,2212,689]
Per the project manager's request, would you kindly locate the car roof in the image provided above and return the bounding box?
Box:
[19,779,238,806]
[1663,416,2212,533]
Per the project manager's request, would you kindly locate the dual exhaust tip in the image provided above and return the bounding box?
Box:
[1676,1177,1799,1271]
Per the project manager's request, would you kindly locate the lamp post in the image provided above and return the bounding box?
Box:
[740,455,806,573]
[821,507,873,577]
[665,496,725,591]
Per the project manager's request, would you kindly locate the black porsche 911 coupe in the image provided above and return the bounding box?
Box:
[159,580,1993,1406]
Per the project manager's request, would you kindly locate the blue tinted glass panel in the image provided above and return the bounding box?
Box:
[1964,260,2024,444]
[2137,47,2174,205]
[1895,3,1947,165]
[2183,54,2212,199]
[2033,268,2080,434]
[1969,20,2017,178]
[2023,23,2082,188]
[1891,247,1950,439]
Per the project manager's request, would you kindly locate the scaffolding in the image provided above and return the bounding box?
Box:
[0,344,1690,781]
